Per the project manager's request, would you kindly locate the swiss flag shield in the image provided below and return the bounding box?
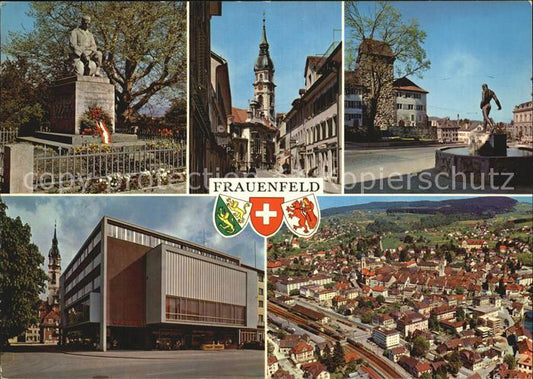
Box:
[249,197,284,237]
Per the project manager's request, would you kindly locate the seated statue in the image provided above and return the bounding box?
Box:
[70,15,103,77]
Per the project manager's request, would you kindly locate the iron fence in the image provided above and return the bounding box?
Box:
[33,141,186,193]
[0,128,18,187]
[0,128,18,146]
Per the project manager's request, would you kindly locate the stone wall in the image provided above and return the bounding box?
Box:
[355,54,395,130]
[388,125,437,140]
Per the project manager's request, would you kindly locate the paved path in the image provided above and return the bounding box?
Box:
[1,346,264,378]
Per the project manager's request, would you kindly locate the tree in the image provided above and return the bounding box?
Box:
[456,307,465,321]
[5,2,186,128]
[331,341,345,372]
[0,58,50,134]
[420,373,432,379]
[411,336,429,357]
[503,354,517,370]
[0,198,47,346]
[360,310,373,324]
[289,289,299,296]
[376,294,385,304]
[345,1,430,135]
[429,314,439,331]
[447,350,462,375]
[455,286,465,295]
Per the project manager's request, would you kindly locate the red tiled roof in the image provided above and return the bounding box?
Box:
[232,107,247,123]
[268,355,278,365]
[292,342,313,354]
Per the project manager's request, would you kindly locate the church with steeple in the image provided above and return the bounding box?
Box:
[47,223,61,306]
[230,14,277,171]
[250,14,276,123]
[27,224,61,344]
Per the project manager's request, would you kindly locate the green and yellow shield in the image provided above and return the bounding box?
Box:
[213,195,251,237]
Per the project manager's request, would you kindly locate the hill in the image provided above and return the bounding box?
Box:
[321,197,518,218]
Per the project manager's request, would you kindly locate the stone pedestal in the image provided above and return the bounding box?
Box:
[2,143,34,193]
[50,75,115,135]
[489,134,507,156]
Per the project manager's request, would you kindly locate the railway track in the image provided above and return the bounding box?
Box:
[269,302,405,379]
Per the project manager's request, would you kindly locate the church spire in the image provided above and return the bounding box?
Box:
[254,13,274,71]
[49,221,60,260]
[47,223,61,306]
[260,12,268,46]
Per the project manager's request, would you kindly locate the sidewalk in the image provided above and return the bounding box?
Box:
[62,349,250,360]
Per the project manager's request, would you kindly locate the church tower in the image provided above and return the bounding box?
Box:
[438,258,446,277]
[253,14,275,122]
[47,223,61,306]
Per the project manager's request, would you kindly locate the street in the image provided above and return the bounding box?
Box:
[1,345,264,379]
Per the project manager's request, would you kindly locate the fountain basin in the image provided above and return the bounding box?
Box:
[435,147,533,185]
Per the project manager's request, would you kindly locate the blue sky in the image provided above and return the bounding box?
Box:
[319,195,532,210]
[1,196,265,274]
[212,1,341,113]
[1,2,33,60]
[346,1,532,123]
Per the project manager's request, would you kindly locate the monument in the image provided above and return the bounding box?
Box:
[435,84,532,186]
[49,15,115,139]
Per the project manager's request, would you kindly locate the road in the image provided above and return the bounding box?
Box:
[1,345,264,378]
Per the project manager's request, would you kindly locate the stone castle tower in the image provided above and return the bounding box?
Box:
[355,39,396,130]
[47,223,61,306]
[251,14,275,122]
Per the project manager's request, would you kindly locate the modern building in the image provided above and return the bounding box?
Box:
[280,41,342,183]
[372,327,400,349]
[511,100,533,143]
[59,217,263,351]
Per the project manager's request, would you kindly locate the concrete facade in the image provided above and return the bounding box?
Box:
[59,216,262,351]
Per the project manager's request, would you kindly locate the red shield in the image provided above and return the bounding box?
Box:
[282,195,321,238]
[249,197,284,237]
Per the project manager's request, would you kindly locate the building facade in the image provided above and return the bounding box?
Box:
[190,1,230,193]
[59,217,263,351]
[280,42,342,183]
[372,327,400,349]
[344,70,363,132]
[393,77,428,127]
[511,101,533,143]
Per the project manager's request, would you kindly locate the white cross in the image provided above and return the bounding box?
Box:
[255,203,277,225]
